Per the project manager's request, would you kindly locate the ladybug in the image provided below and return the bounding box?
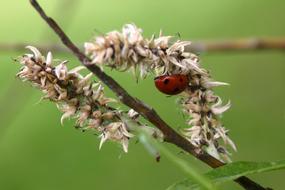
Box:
[154,74,189,95]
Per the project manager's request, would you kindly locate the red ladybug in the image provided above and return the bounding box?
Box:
[154,74,189,95]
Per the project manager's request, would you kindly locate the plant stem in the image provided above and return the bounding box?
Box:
[2,37,285,53]
[187,38,285,53]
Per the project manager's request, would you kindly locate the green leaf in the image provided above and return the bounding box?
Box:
[167,160,285,190]
[204,160,285,183]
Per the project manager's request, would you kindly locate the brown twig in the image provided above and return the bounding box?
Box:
[28,0,271,189]
[187,38,285,53]
[2,37,285,54]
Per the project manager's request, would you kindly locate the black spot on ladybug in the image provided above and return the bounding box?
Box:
[179,77,183,82]
[163,79,169,85]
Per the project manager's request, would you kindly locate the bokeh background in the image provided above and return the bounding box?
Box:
[0,0,284,189]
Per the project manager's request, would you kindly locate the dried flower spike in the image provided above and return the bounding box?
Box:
[85,24,236,162]
[17,46,134,152]
[85,24,200,79]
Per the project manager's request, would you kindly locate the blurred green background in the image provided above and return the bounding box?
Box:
[0,0,285,189]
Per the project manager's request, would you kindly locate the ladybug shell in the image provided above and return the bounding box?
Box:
[154,74,189,95]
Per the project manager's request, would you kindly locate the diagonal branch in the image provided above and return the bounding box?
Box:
[29,0,271,189]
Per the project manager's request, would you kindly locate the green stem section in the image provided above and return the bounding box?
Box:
[123,116,218,190]
[139,133,218,190]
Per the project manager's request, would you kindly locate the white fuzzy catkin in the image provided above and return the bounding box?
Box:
[17,46,134,152]
[85,24,236,162]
